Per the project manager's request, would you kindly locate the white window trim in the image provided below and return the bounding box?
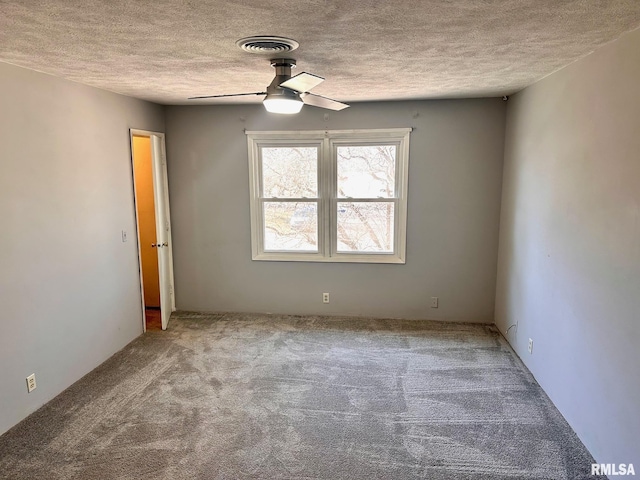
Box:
[246,128,411,264]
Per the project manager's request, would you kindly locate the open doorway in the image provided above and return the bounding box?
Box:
[130,130,175,331]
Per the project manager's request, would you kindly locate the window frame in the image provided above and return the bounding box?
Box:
[246,128,411,264]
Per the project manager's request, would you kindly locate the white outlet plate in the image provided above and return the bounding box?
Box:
[26,373,36,393]
[323,293,330,303]
[430,297,438,308]
[528,338,533,354]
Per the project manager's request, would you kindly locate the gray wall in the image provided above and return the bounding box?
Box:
[165,99,506,321]
[0,62,165,435]
[495,28,640,465]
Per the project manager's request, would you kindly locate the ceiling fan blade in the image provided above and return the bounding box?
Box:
[188,92,266,100]
[279,72,324,93]
[301,92,349,111]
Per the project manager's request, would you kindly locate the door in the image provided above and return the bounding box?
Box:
[150,135,175,330]
[130,129,175,331]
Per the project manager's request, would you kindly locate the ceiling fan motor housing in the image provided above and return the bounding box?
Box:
[267,58,297,95]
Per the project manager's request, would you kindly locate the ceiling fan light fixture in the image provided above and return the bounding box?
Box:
[263,92,304,114]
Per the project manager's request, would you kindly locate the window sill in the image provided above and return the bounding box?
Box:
[252,252,406,264]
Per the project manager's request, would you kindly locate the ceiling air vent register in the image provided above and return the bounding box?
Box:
[236,36,299,54]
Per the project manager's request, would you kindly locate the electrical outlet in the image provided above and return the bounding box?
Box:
[121,230,128,242]
[528,338,534,354]
[322,293,330,303]
[26,373,36,393]
[430,297,439,308]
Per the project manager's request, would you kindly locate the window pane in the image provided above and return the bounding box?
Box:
[263,202,318,251]
[262,147,318,198]
[337,145,396,198]
[337,202,394,253]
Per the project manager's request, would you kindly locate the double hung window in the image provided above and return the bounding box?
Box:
[247,128,410,263]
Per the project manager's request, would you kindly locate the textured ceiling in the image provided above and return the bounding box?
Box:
[1,1,640,105]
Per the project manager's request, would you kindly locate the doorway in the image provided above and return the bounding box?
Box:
[130,130,175,331]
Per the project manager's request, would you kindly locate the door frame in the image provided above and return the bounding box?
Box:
[129,129,176,331]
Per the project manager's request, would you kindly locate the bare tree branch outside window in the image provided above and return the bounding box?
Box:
[260,144,397,253]
[262,147,318,251]
[247,128,410,263]
[336,145,396,252]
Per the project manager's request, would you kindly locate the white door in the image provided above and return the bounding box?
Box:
[150,134,175,330]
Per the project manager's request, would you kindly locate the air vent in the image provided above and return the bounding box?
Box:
[236,36,299,54]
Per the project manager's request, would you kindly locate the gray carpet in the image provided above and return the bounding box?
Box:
[0,312,603,479]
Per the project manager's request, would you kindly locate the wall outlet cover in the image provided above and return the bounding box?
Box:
[26,373,36,393]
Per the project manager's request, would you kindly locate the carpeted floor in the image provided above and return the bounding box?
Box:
[145,307,163,331]
[0,312,603,480]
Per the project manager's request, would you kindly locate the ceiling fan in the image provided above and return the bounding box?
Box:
[188,58,349,114]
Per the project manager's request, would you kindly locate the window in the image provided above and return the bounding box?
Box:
[247,128,411,263]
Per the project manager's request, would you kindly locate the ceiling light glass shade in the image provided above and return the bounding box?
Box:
[263,93,304,114]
